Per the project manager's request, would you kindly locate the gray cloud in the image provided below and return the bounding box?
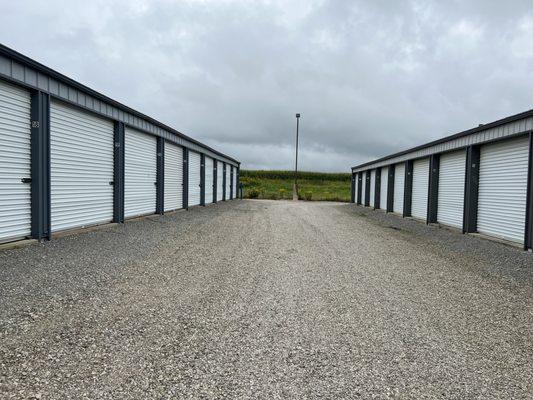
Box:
[2,0,533,171]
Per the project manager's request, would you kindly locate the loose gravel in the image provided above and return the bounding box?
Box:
[0,200,532,399]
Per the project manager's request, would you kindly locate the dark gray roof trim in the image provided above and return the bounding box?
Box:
[0,43,239,166]
[352,108,533,172]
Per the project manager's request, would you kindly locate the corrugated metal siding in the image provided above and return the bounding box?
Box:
[352,119,533,173]
[217,161,223,201]
[50,101,114,232]
[393,163,405,214]
[437,150,466,228]
[411,158,430,221]
[0,51,238,167]
[164,141,183,211]
[477,136,529,243]
[0,80,31,242]
[188,151,201,206]
[380,167,388,210]
[124,128,157,218]
[205,156,214,204]
[354,175,358,202]
[369,170,376,207]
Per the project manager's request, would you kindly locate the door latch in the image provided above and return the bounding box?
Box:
[21,178,32,183]
[109,181,115,186]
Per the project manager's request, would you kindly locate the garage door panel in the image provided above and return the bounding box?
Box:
[188,151,201,206]
[50,101,115,232]
[370,170,376,207]
[437,151,466,228]
[361,172,366,204]
[411,158,430,220]
[380,167,388,210]
[164,142,183,212]
[393,164,405,214]
[217,161,223,201]
[205,157,214,204]
[0,81,32,242]
[477,137,529,243]
[125,128,157,218]
[225,167,231,200]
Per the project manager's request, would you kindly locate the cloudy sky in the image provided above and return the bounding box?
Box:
[2,1,533,171]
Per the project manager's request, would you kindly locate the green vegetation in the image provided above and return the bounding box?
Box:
[239,170,351,202]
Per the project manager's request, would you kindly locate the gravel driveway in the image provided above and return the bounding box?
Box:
[1,200,532,399]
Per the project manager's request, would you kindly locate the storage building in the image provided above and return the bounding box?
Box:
[0,44,240,244]
[351,112,533,250]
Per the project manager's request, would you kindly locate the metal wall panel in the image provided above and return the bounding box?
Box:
[393,163,405,214]
[411,158,430,221]
[0,49,239,168]
[205,156,214,203]
[380,167,388,210]
[225,166,231,200]
[188,151,201,206]
[438,151,466,228]
[0,80,31,242]
[50,100,114,232]
[369,170,376,207]
[477,136,529,243]
[217,161,223,201]
[164,141,183,211]
[124,128,157,218]
[361,171,366,205]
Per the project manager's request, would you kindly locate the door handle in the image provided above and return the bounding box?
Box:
[109,181,115,186]
[21,178,32,184]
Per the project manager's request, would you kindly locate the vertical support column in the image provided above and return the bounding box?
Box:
[403,160,413,217]
[463,145,480,233]
[30,91,51,240]
[200,154,206,206]
[156,137,164,214]
[375,167,381,210]
[364,171,370,206]
[387,164,395,212]
[183,148,189,210]
[113,121,125,223]
[223,163,227,201]
[213,160,218,203]
[350,172,356,203]
[427,154,440,224]
[524,133,532,250]
[357,172,362,204]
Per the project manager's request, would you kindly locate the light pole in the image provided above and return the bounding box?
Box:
[293,113,300,200]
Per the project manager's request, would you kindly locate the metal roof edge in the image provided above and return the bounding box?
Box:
[0,43,240,165]
[351,107,533,171]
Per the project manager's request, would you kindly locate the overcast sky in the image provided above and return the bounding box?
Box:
[2,1,533,171]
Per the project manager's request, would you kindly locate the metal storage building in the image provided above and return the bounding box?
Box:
[351,110,533,250]
[0,44,240,244]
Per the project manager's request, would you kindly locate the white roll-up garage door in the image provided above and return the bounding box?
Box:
[354,175,358,203]
[164,142,183,211]
[380,167,388,210]
[233,167,237,199]
[369,170,376,208]
[205,156,214,204]
[188,151,201,206]
[225,166,231,200]
[0,81,31,243]
[361,172,366,205]
[393,163,405,214]
[50,100,114,232]
[437,151,466,228]
[124,128,157,218]
[411,158,430,221]
[477,136,529,243]
[217,161,223,201]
